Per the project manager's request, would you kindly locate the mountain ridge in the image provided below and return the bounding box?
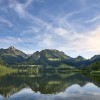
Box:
[0,46,100,69]
[0,46,28,65]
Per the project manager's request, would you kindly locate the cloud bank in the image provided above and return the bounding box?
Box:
[0,0,100,58]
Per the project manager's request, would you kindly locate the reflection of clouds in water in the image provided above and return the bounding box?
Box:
[65,83,100,95]
[0,95,4,100]
[8,83,100,100]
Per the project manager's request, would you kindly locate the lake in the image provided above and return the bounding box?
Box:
[0,72,100,100]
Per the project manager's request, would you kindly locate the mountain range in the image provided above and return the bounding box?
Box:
[0,46,100,69]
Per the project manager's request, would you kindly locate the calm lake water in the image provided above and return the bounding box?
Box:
[0,72,100,100]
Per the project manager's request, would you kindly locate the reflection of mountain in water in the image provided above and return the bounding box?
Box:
[6,83,100,100]
[0,72,100,98]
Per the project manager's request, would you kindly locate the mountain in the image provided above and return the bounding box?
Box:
[70,56,87,67]
[56,55,87,68]
[27,49,71,67]
[1,46,100,69]
[82,55,100,68]
[0,46,28,65]
[90,55,100,62]
[30,49,71,60]
[87,61,100,70]
[74,56,86,62]
[0,47,88,67]
[0,46,28,58]
[27,49,88,68]
[85,55,100,70]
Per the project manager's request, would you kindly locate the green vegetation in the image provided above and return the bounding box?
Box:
[58,64,74,69]
[0,46,28,65]
[0,47,100,98]
[0,72,96,96]
[80,61,100,76]
[0,47,100,75]
[48,58,60,61]
[0,65,15,76]
[87,61,100,70]
[0,59,16,76]
[90,71,100,75]
[0,47,89,68]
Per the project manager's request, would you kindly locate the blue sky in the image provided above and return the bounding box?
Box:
[0,0,100,58]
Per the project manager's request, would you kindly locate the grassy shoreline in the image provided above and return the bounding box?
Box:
[0,65,16,76]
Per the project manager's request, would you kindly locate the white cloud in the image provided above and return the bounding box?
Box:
[9,0,47,26]
[85,26,100,50]
[54,28,69,37]
[0,21,100,58]
[39,34,54,47]
[0,36,23,44]
[0,0,100,58]
[24,0,32,8]
[17,12,100,58]
[32,25,100,58]
[8,83,100,100]
[0,17,13,27]
[85,14,100,23]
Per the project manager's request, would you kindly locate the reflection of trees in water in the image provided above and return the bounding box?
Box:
[82,73,100,87]
[0,72,99,97]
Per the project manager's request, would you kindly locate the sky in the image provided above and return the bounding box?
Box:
[0,0,100,58]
